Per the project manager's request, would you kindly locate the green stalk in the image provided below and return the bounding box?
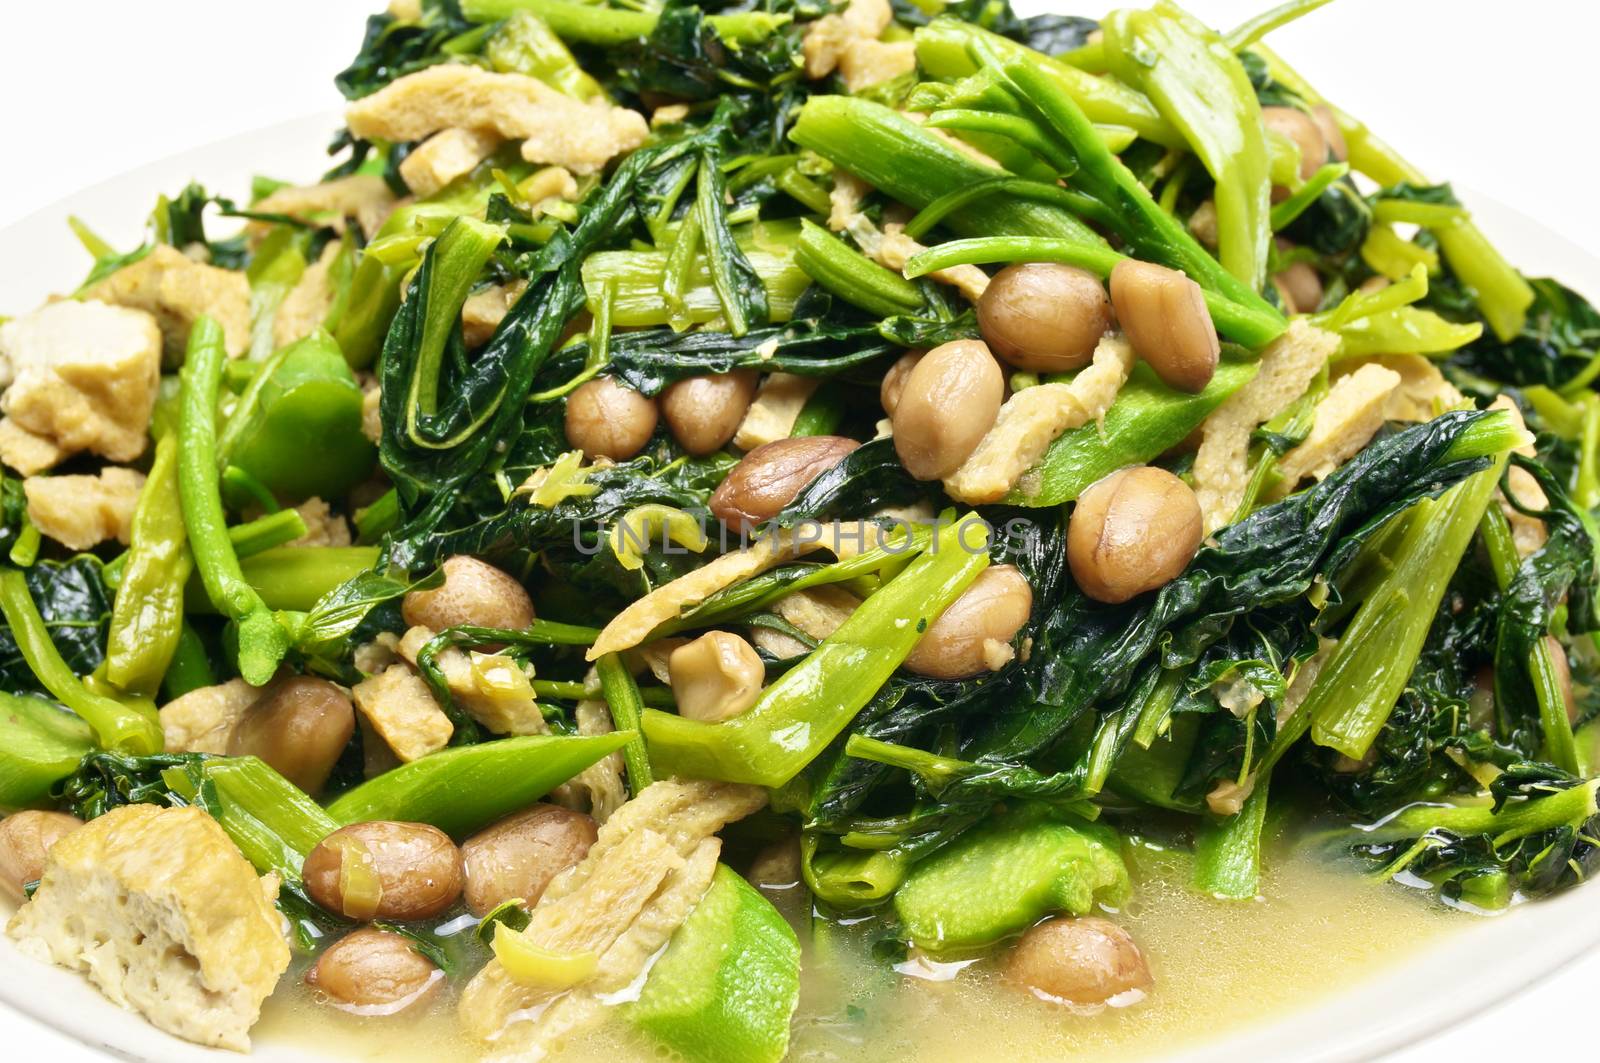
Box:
[327,732,633,837]
[595,652,653,795]
[794,220,923,318]
[178,317,290,686]
[204,756,339,878]
[990,56,1285,345]
[791,382,848,438]
[1223,0,1335,51]
[789,96,1106,248]
[354,488,401,544]
[1101,3,1273,289]
[903,237,1281,348]
[582,226,808,328]
[1193,769,1271,900]
[0,570,162,754]
[461,0,787,45]
[1354,779,1600,847]
[1481,507,1579,774]
[105,435,192,697]
[1287,458,1505,762]
[912,18,1180,148]
[905,177,1114,239]
[802,833,910,908]
[229,508,310,558]
[1270,162,1349,231]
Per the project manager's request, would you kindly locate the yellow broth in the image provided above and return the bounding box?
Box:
[255,832,1461,1062]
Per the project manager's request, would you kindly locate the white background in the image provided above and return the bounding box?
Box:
[1,1,1596,1060]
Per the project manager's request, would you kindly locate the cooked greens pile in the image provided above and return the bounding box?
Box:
[4,0,1600,1056]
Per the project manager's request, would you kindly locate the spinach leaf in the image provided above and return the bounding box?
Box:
[992,411,1503,762]
[1493,457,1600,753]
[335,0,475,100]
[0,557,113,695]
[1446,278,1600,389]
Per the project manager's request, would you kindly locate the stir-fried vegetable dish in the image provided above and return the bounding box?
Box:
[2,0,1599,1058]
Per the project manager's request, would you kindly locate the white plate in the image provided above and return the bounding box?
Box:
[3,112,1600,1063]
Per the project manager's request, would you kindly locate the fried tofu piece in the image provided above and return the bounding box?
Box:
[399,127,503,198]
[733,372,820,450]
[0,299,161,469]
[1353,353,1463,422]
[459,779,766,1052]
[396,625,547,736]
[23,466,145,550]
[461,280,529,348]
[945,334,1135,505]
[288,496,352,547]
[351,663,454,762]
[837,38,916,91]
[160,678,259,754]
[1193,319,1337,531]
[0,418,65,476]
[252,174,397,238]
[7,805,290,1051]
[84,245,250,362]
[272,242,340,350]
[803,0,894,78]
[344,65,647,175]
[1275,362,1402,489]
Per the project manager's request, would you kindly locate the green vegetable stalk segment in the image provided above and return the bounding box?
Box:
[204,756,340,878]
[105,434,192,697]
[912,18,1180,147]
[461,0,788,46]
[0,569,162,755]
[1357,779,1600,849]
[595,652,654,795]
[1299,457,1507,761]
[244,226,307,362]
[788,96,1107,249]
[228,508,311,559]
[794,220,923,319]
[220,329,377,501]
[1002,360,1257,506]
[326,732,633,837]
[1480,506,1580,774]
[0,692,95,810]
[801,834,910,908]
[1101,2,1272,289]
[1193,769,1271,900]
[892,809,1130,952]
[177,316,291,686]
[629,864,801,1063]
[643,514,991,787]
